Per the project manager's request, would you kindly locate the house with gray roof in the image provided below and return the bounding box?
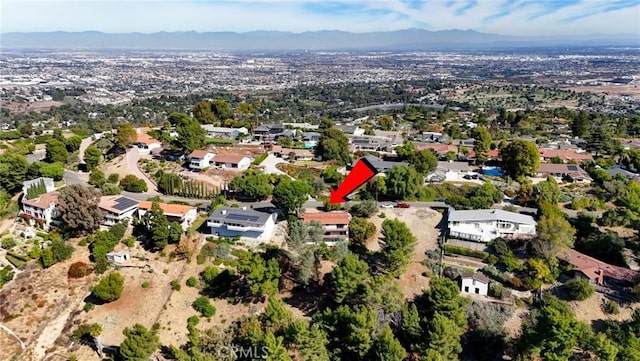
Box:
[448,208,536,242]
[335,124,365,137]
[356,155,408,174]
[207,207,277,242]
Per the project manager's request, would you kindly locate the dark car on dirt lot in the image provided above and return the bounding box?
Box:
[395,203,410,208]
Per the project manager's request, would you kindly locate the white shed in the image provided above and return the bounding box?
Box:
[460,272,490,296]
[106,250,130,264]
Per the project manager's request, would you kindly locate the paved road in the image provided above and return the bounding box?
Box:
[63,169,88,187]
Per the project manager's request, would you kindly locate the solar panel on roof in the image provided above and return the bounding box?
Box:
[568,165,578,171]
[113,197,138,211]
[227,213,259,222]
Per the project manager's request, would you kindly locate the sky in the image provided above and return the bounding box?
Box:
[1,0,639,36]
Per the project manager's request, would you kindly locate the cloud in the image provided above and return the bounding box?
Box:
[1,0,638,35]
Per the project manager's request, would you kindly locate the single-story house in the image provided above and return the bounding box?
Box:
[151,148,185,161]
[536,163,592,184]
[460,272,490,296]
[272,147,315,161]
[135,132,162,153]
[355,155,408,174]
[448,208,537,242]
[253,124,294,140]
[212,154,252,170]
[350,135,393,151]
[431,161,473,181]
[415,143,459,158]
[606,166,640,181]
[21,191,60,228]
[188,150,215,171]
[335,124,365,137]
[539,148,593,163]
[106,250,130,264]
[414,131,449,143]
[201,125,248,139]
[99,195,139,226]
[137,201,197,230]
[302,209,351,243]
[207,207,277,241]
[559,248,640,287]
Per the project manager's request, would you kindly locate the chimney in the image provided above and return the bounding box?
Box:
[221,209,227,215]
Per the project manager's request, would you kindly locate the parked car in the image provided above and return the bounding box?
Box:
[395,203,410,208]
[380,203,395,209]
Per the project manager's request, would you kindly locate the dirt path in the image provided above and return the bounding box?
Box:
[77,137,93,164]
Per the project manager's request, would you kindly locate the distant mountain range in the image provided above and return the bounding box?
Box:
[1,29,638,50]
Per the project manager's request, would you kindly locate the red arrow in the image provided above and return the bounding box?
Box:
[330,158,378,204]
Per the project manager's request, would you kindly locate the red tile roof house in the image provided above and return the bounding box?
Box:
[560,248,640,288]
[539,148,593,164]
[138,201,198,230]
[212,154,252,170]
[302,209,351,244]
[21,191,60,229]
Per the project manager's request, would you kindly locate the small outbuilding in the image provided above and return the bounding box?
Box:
[106,250,131,264]
[460,272,490,296]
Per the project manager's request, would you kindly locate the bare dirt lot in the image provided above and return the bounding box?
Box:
[0,100,64,113]
[367,207,443,299]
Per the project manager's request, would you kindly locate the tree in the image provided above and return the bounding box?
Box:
[534,176,561,206]
[349,199,376,218]
[119,324,159,361]
[564,278,594,300]
[423,277,469,328]
[426,312,463,361]
[175,116,206,153]
[192,100,216,124]
[116,124,137,149]
[193,296,216,317]
[89,169,106,187]
[229,173,274,200]
[371,325,405,361]
[142,202,182,249]
[379,219,416,276]
[395,141,416,161]
[92,272,124,302]
[272,180,312,215]
[519,295,589,360]
[0,153,28,194]
[84,145,102,170]
[38,162,64,181]
[502,140,540,179]
[292,322,331,361]
[378,114,394,130]
[57,185,103,235]
[119,174,148,192]
[316,128,351,165]
[385,166,421,199]
[211,99,233,121]
[264,331,292,361]
[533,213,576,259]
[287,218,308,250]
[236,251,281,297]
[349,217,376,246]
[400,303,422,350]
[65,135,82,152]
[46,138,68,163]
[329,253,369,305]
[410,149,438,175]
[41,238,74,268]
[523,258,553,290]
[472,126,492,164]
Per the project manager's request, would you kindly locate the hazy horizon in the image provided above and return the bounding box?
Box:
[2,0,639,37]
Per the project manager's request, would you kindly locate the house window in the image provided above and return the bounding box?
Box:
[475,223,480,228]
[464,286,469,292]
[475,288,480,294]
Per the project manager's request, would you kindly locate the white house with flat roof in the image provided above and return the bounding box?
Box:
[448,208,536,242]
[207,207,277,242]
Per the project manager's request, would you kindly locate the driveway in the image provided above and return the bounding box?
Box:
[259,154,290,177]
[125,148,159,195]
[77,136,93,164]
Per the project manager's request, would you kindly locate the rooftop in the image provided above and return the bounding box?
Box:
[460,271,490,284]
[189,149,212,159]
[138,201,196,217]
[214,153,249,164]
[303,209,350,225]
[22,191,59,209]
[560,248,640,284]
[448,209,536,225]
[208,207,272,226]
[99,195,139,214]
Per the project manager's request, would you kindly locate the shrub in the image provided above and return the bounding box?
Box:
[107,173,120,184]
[92,272,124,302]
[170,279,181,291]
[192,296,216,317]
[488,282,504,298]
[119,175,148,193]
[564,278,594,301]
[603,300,620,314]
[68,262,92,278]
[507,276,524,290]
[1,238,16,249]
[141,281,150,288]
[186,277,198,287]
[443,244,489,259]
[122,237,135,247]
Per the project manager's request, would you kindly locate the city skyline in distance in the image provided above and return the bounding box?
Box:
[1,0,639,37]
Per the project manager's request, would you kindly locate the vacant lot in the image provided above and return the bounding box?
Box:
[367,207,443,299]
